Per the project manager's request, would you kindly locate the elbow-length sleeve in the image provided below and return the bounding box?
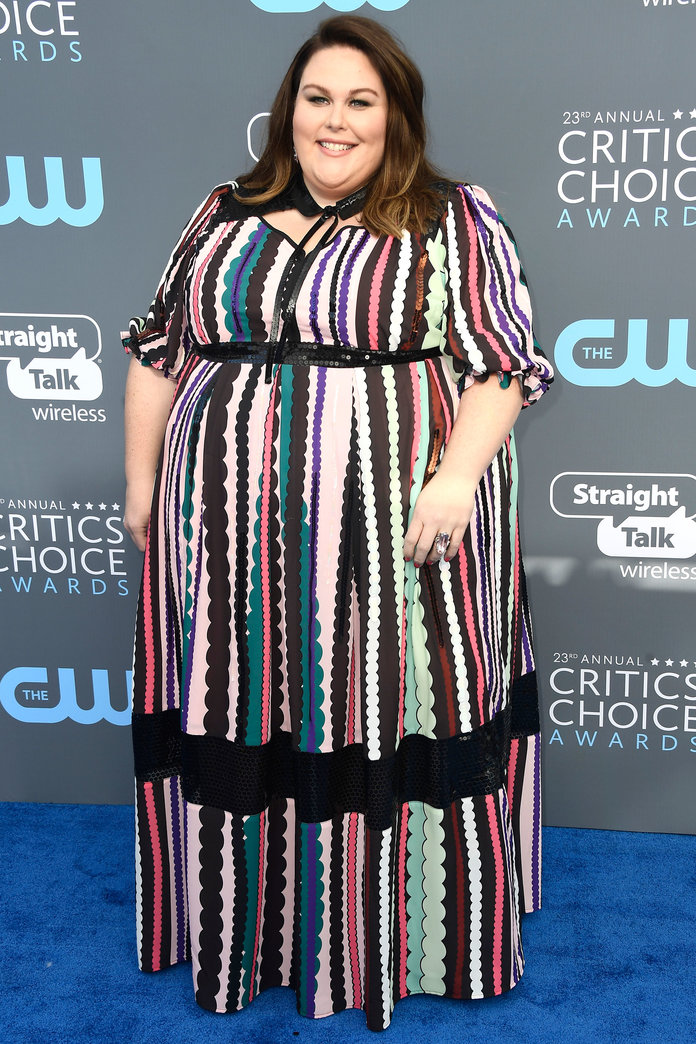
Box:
[442,183,553,406]
[121,184,231,380]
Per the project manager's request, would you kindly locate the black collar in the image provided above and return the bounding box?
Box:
[280,172,368,220]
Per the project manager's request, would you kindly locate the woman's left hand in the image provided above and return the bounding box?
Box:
[403,470,477,567]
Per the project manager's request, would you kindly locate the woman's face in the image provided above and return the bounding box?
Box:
[293,46,388,208]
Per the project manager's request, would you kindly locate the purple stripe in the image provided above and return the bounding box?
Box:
[462,187,521,354]
[309,235,342,343]
[168,361,218,726]
[496,230,531,334]
[305,823,319,1016]
[169,776,187,962]
[337,231,370,345]
[464,186,530,337]
[521,614,534,676]
[500,786,523,982]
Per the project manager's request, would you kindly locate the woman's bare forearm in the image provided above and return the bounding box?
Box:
[123,356,176,548]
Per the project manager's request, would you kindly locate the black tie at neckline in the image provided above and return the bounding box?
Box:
[285,173,369,222]
[263,176,369,383]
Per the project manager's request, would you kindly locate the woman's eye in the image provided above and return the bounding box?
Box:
[350,98,370,108]
[309,95,328,105]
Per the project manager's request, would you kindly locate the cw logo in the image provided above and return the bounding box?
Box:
[250,0,410,11]
[0,157,103,227]
[554,319,696,387]
[0,667,131,726]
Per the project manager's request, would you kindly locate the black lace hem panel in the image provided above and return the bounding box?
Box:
[133,673,539,831]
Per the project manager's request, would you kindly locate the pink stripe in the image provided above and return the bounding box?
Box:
[460,189,509,367]
[143,782,164,971]
[346,812,362,1006]
[408,366,421,485]
[457,548,486,723]
[397,804,409,997]
[248,809,266,1000]
[259,384,277,744]
[191,223,229,342]
[367,239,393,351]
[485,793,504,994]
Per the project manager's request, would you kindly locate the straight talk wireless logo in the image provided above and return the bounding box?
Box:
[550,472,696,583]
[0,313,106,422]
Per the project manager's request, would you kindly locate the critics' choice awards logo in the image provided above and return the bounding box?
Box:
[550,472,696,582]
[546,653,696,754]
[0,313,106,422]
[249,1,409,11]
[0,157,103,226]
[0,1,81,63]
[0,666,131,725]
[0,497,130,597]
[553,318,695,388]
[555,107,696,229]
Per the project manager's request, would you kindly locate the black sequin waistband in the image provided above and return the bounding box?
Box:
[191,340,441,373]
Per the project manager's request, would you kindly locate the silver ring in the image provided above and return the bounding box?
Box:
[434,532,451,557]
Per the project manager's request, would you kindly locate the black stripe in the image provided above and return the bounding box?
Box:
[133,672,539,831]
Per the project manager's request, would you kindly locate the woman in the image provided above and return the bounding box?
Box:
[122,15,553,1031]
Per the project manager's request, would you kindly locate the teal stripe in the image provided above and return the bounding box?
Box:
[222,227,269,340]
[246,489,264,744]
[405,801,427,991]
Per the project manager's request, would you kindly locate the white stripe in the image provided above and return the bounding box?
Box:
[378,829,393,1027]
[461,796,484,996]
[439,561,471,733]
[388,234,412,351]
[355,369,381,758]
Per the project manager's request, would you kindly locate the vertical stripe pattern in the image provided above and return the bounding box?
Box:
[124,179,552,1029]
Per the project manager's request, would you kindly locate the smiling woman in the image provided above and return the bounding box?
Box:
[292,47,388,207]
[122,11,553,1034]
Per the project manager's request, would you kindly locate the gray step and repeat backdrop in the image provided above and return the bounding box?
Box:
[1,0,694,833]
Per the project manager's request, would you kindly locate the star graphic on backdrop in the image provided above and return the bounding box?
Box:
[690,109,696,119]
[112,502,120,511]
[664,658,674,667]
[650,658,660,666]
[673,109,683,120]
[98,503,107,511]
[84,502,93,510]
[72,502,80,509]
[680,660,689,667]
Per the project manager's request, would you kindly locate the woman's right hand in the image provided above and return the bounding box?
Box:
[123,479,154,552]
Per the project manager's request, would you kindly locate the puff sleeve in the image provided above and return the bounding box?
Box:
[121,184,231,380]
[442,183,553,406]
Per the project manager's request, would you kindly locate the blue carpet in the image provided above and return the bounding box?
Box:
[1,803,694,1043]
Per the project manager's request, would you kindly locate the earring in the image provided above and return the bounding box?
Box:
[292,144,298,162]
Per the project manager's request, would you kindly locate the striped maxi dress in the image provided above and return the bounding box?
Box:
[122,177,553,1031]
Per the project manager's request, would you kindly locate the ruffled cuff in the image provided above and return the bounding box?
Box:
[457,360,553,406]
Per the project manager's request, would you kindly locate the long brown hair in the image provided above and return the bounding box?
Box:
[235,16,447,238]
